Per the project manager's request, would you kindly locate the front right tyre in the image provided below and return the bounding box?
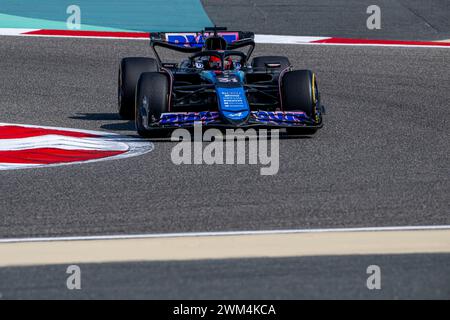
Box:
[135,72,171,138]
[118,57,158,120]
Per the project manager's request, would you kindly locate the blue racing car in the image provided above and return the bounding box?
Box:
[118,27,324,137]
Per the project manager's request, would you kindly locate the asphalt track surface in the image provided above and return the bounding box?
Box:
[202,0,450,40]
[1,254,449,299]
[0,37,449,238]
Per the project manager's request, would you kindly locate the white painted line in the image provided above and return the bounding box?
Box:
[299,43,450,49]
[0,135,129,151]
[1,225,449,243]
[255,34,329,44]
[0,122,122,135]
[0,28,36,35]
[14,34,150,40]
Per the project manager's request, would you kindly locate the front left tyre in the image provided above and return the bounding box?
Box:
[281,70,320,135]
[118,57,158,120]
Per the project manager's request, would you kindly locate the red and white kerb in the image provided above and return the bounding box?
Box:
[0,123,153,170]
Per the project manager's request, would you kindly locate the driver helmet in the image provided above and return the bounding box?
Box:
[203,36,233,70]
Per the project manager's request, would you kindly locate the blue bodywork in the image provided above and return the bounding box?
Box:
[200,70,250,125]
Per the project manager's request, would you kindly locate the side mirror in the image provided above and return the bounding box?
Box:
[265,63,282,68]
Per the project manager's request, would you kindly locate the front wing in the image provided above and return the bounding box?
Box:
[146,111,322,129]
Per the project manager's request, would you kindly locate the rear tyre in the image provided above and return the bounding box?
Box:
[135,72,170,138]
[282,70,319,135]
[252,56,291,70]
[118,57,158,120]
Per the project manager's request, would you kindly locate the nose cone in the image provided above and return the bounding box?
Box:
[216,87,250,125]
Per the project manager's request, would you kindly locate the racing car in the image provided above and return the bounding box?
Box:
[118,27,324,137]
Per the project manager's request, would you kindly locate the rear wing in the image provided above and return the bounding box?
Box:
[149,29,255,67]
[149,31,255,48]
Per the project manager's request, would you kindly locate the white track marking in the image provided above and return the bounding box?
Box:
[255,34,450,48]
[255,34,329,44]
[17,34,150,40]
[0,135,129,151]
[0,163,42,169]
[0,28,36,35]
[1,225,449,243]
[300,43,450,49]
[0,122,120,135]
